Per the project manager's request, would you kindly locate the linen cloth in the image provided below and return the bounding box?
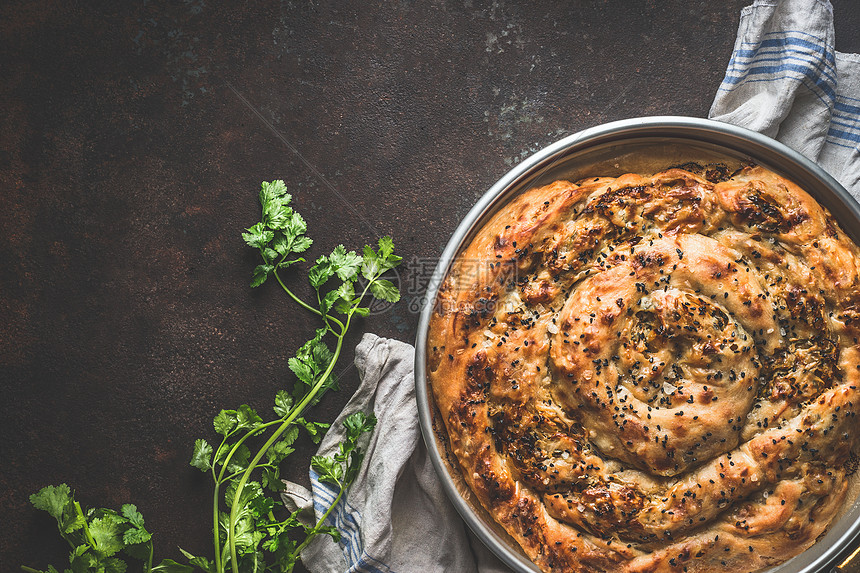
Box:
[285,2,860,572]
[281,334,509,573]
[709,0,860,198]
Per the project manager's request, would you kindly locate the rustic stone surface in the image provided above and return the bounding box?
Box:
[2,1,857,570]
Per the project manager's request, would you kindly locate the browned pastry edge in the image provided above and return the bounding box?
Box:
[427,166,860,573]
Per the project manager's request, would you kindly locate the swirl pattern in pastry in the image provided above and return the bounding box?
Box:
[427,165,860,573]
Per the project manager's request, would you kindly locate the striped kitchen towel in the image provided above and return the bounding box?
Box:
[281,334,508,573]
[709,0,860,198]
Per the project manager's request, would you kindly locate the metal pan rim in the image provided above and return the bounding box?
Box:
[414,115,860,573]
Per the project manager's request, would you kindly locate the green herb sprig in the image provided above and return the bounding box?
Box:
[23,483,190,572]
[24,181,400,573]
[190,180,399,573]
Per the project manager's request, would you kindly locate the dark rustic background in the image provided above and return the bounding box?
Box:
[3,1,858,571]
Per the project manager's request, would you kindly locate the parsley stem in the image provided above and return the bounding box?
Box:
[75,501,97,549]
[273,268,346,333]
[146,541,154,572]
[227,317,350,573]
[258,517,291,529]
[280,284,376,571]
[212,416,286,573]
[221,463,277,483]
[273,269,321,317]
[211,435,228,573]
[212,482,222,573]
[216,420,283,483]
[210,418,277,573]
[288,478,345,568]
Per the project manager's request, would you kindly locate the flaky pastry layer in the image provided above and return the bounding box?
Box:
[427,166,860,573]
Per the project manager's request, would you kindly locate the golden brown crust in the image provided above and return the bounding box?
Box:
[427,166,860,573]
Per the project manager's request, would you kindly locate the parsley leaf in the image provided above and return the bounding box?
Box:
[273,390,293,418]
[245,180,314,287]
[310,455,342,485]
[214,410,238,437]
[120,504,151,546]
[29,484,72,521]
[235,404,263,431]
[259,180,291,229]
[242,223,273,251]
[308,255,334,289]
[89,515,125,556]
[29,484,84,537]
[343,410,377,441]
[288,232,313,255]
[151,559,196,572]
[225,444,251,475]
[288,328,337,404]
[369,278,400,303]
[177,549,212,572]
[377,235,395,259]
[361,236,401,280]
[311,412,376,488]
[266,427,298,466]
[190,439,214,472]
[296,417,330,444]
[250,264,274,288]
[328,245,362,281]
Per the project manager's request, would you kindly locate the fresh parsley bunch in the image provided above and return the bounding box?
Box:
[23,483,189,572]
[25,181,401,573]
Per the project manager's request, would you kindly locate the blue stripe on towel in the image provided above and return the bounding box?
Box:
[718,29,842,115]
[830,97,860,147]
[714,11,859,160]
[734,34,836,62]
[727,52,836,85]
[717,71,835,108]
[726,51,837,89]
[733,33,836,69]
[743,29,836,53]
[309,469,394,573]
[721,33,837,103]
[835,100,860,115]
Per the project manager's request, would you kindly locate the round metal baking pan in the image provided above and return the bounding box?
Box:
[414,116,860,573]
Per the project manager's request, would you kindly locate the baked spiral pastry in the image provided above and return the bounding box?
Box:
[427,165,860,572]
